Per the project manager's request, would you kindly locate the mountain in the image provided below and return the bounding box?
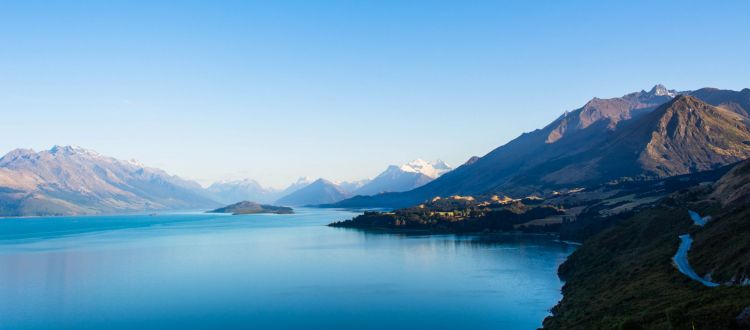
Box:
[338,179,371,193]
[206,176,328,206]
[279,177,313,196]
[688,87,750,117]
[617,95,750,176]
[275,178,351,206]
[332,86,750,208]
[0,146,219,216]
[352,159,452,196]
[396,159,452,178]
[207,201,293,215]
[205,179,281,204]
[543,158,750,329]
[545,84,676,143]
[271,160,451,205]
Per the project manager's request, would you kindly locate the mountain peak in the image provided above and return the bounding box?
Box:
[431,159,451,170]
[464,156,480,166]
[293,177,313,185]
[0,148,36,166]
[648,84,676,97]
[312,178,334,185]
[49,145,76,153]
[276,177,351,206]
[544,85,681,144]
[636,95,750,177]
[398,159,452,178]
[661,94,715,114]
[48,145,101,157]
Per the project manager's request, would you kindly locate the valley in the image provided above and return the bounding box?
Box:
[2,85,750,329]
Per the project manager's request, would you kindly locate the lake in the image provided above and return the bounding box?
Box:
[0,208,575,329]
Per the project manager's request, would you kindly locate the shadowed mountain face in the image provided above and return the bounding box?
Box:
[333,86,750,208]
[0,146,219,216]
[688,87,750,117]
[275,178,351,206]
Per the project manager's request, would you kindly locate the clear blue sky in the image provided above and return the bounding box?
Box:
[1,1,748,188]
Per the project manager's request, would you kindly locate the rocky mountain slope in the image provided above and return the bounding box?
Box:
[332,86,750,208]
[0,146,219,216]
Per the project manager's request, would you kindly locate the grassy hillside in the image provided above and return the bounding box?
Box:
[544,173,750,329]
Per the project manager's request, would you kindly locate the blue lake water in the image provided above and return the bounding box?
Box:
[0,208,575,329]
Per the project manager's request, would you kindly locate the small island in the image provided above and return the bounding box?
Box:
[208,201,294,215]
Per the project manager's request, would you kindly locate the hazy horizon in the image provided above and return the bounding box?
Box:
[2,1,749,187]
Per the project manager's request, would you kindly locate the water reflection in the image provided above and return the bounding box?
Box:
[0,208,573,330]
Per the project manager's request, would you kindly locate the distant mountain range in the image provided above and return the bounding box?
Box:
[206,179,279,204]
[332,85,750,208]
[0,145,452,215]
[5,84,747,216]
[275,178,352,206]
[205,177,315,204]
[272,159,452,206]
[0,146,218,216]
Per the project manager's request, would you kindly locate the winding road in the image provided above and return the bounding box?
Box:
[688,210,710,226]
[672,210,720,287]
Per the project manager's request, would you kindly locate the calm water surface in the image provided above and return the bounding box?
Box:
[0,208,575,329]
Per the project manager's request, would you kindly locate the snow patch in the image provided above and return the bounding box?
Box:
[398,159,452,178]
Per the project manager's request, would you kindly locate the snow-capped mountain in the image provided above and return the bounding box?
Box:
[352,159,452,196]
[271,160,451,204]
[0,146,456,214]
[649,84,677,97]
[0,145,219,216]
[397,159,452,179]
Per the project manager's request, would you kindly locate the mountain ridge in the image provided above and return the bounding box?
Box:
[0,146,219,216]
[331,86,750,208]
